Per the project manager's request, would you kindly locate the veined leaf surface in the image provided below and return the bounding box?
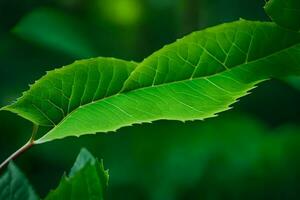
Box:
[2,20,300,143]
[264,0,300,31]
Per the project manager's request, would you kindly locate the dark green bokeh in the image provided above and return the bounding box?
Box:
[1,0,300,199]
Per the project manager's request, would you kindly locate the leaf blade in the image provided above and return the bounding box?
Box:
[44,148,108,200]
[2,20,300,143]
[0,163,39,200]
[1,57,137,127]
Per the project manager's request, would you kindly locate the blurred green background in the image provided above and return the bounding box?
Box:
[1,0,300,199]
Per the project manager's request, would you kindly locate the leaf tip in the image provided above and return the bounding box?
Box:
[0,105,10,112]
[69,148,95,176]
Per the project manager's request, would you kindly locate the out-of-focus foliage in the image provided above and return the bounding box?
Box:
[1,0,300,200]
[264,0,300,31]
[4,112,300,200]
[286,76,300,91]
[0,163,38,200]
[13,8,98,58]
[97,0,143,26]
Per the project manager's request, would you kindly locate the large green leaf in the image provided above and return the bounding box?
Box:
[264,0,300,31]
[0,163,38,200]
[45,148,109,200]
[2,20,300,143]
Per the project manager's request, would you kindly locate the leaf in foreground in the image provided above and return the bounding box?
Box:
[0,163,38,200]
[2,20,300,143]
[264,0,300,31]
[45,148,109,200]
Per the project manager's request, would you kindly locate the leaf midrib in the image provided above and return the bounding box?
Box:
[35,40,300,143]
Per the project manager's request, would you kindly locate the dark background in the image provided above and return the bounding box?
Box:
[1,0,300,199]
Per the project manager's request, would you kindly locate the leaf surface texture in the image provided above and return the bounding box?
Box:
[2,20,300,143]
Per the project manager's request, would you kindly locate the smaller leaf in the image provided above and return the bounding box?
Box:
[264,0,300,30]
[13,8,97,58]
[69,148,96,176]
[45,148,109,200]
[0,162,39,200]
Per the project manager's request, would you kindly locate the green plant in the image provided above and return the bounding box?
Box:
[1,0,300,199]
[0,149,108,200]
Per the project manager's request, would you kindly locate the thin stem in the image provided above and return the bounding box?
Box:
[0,124,39,172]
[30,124,39,142]
[0,141,34,171]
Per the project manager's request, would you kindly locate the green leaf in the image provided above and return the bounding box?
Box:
[285,76,300,91]
[0,163,39,200]
[264,0,300,31]
[2,20,300,143]
[45,148,109,200]
[0,150,109,200]
[13,8,97,58]
[69,148,96,176]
